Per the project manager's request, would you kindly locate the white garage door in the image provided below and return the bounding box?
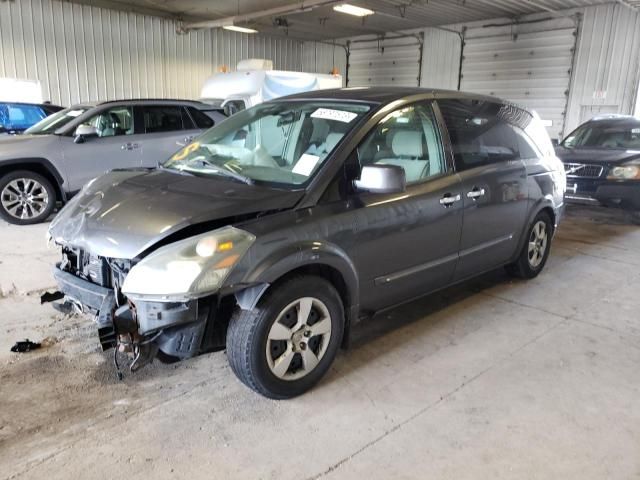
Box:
[348,36,422,87]
[461,25,577,140]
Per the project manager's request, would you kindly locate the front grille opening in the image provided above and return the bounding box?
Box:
[564,163,604,178]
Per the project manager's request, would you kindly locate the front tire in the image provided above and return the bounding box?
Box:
[506,211,553,279]
[226,275,344,399]
[0,170,56,225]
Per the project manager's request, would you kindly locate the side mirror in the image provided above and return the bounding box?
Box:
[353,164,406,194]
[551,138,559,147]
[74,124,98,143]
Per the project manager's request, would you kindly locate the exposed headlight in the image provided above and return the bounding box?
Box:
[607,160,640,180]
[121,226,255,300]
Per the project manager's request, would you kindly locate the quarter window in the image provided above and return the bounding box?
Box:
[357,102,446,184]
[513,126,542,159]
[82,106,134,137]
[438,99,520,171]
[188,107,215,129]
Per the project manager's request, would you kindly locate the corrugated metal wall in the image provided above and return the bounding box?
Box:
[302,41,347,77]
[565,2,640,132]
[0,0,338,105]
[346,3,640,136]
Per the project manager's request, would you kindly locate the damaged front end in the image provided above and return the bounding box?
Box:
[44,226,256,377]
[44,248,213,375]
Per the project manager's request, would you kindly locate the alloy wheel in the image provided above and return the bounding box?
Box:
[527,220,548,268]
[1,178,50,220]
[266,297,332,381]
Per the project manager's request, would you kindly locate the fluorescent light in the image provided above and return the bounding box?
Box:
[333,4,374,16]
[223,25,258,33]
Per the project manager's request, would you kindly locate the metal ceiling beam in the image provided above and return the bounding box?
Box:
[182,0,344,31]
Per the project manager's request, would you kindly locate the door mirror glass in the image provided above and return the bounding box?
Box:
[354,164,406,194]
[74,124,98,143]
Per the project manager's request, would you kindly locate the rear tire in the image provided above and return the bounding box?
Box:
[506,211,553,279]
[0,170,56,225]
[226,275,344,399]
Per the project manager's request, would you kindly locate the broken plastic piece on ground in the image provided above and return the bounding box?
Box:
[51,301,75,315]
[10,339,42,353]
[40,291,64,304]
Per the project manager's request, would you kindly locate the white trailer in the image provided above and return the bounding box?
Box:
[200,59,342,114]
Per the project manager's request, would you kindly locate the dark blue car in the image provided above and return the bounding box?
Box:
[0,102,64,134]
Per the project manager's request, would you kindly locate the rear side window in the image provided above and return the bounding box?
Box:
[142,105,187,133]
[438,99,520,171]
[188,107,215,129]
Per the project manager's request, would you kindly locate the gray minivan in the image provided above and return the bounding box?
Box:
[0,99,225,224]
[46,88,566,399]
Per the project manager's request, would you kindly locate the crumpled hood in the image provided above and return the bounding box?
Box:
[555,146,640,165]
[49,169,303,259]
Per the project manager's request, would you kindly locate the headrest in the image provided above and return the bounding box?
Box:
[311,119,330,142]
[323,132,343,153]
[392,130,423,158]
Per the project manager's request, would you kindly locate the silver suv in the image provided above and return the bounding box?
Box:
[0,99,226,224]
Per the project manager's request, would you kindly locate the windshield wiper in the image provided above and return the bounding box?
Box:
[184,157,253,185]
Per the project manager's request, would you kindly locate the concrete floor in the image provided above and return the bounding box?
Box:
[0,205,638,480]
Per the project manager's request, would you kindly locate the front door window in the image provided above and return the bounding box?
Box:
[357,102,446,184]
[82,106,134,137]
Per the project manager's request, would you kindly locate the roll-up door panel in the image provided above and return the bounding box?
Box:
[348,37,421,87]
[461,26,576,140]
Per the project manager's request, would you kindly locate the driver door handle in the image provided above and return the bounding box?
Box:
[439,193,461,206]
[467,187,486,199]
[121,142,140,151]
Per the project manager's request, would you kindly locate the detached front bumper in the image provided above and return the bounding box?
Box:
[51,266,210,360]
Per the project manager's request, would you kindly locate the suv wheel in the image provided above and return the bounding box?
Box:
[506,211,552,279]
[0,171,56,225]
[226,275,344,399]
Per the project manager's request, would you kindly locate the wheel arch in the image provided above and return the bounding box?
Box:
[512,198,557,263]
[232,242,360,348]
[0,158,66,202]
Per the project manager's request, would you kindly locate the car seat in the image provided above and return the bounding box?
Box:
[375,130,429,182]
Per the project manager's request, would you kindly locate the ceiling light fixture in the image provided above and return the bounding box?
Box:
[333,4,374,16]
[223,25,258,33]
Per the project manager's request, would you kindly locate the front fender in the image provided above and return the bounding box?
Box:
[227,239,360,335]
[245,240,359,309]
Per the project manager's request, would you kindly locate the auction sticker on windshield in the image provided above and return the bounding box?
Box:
[311,108,358,123]
[292,154,320,176]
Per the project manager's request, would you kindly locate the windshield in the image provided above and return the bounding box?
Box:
[562,122,640,149]
[24,107,91,135]
[163,101,371,187]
